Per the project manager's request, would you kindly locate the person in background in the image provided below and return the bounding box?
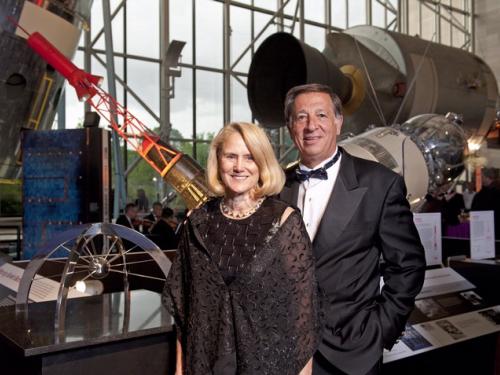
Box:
[143,201,163,233]
[166,210,179,231]
[163,122,319,374]
[471,167,500,238]
[420,191,446,214]
[149,207,178,250]
[462,182,476,211]
[135,188,149,213]
[442,188,465,228]
[280,83,425,375]
[116,203,140,231]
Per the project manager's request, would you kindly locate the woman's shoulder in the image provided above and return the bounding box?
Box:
[259,197,301,229]
[186,197,220,223]
[264,196,288,208]
[264,196,298,216]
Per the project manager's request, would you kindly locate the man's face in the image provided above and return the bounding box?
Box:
[153,204,162,217]
[288,92,342,168]
[483,175,493,187]
[127,206,138,219]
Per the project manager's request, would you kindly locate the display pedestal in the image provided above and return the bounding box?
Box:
[0,289,175,374]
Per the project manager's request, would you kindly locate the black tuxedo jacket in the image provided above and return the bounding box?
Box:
[280,150,426,374]
[116,214,138,230]
[143,213,156,223]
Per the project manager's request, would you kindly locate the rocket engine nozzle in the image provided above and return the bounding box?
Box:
[247,32,352,128]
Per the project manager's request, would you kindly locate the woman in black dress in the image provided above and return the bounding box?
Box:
[163,122,319,374]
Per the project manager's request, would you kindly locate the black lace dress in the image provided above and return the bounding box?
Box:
[163,197,320,375]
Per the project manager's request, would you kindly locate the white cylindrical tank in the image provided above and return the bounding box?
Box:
[340,127,429,204]
[340,113,467,205]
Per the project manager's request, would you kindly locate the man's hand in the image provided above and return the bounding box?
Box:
[175,339,183,375]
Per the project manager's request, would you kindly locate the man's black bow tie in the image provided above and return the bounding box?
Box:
[295,149,342,182]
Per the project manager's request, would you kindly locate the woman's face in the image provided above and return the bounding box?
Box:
[218,132,260,198]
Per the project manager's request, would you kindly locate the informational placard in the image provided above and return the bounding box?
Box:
[470,211,495,260]
[413,213,442,266]
[384,305,500,363]
[416,267,475,300]
[0,262,88,302]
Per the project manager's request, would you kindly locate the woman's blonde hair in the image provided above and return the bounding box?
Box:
[206,122,285,198]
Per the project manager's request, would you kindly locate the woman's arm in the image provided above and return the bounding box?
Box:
[299,358,313,375]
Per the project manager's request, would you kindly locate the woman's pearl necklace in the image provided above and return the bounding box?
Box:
[220,197,265,219]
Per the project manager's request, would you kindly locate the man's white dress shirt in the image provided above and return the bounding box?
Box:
[296,148,342,241]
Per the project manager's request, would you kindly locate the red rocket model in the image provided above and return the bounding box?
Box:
[14,21,208,209]
[27,31,103,101]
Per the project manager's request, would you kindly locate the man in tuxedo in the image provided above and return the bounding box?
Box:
[471,168,500,238]
[143,201,163,234]
[280,84,426,375]
[116,203,140,231]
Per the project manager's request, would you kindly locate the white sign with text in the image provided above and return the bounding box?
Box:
[470,210,495,259]
[413,213,442,266]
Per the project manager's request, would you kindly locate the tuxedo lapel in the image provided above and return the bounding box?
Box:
[313,152,367,257]
[281,165,300,209]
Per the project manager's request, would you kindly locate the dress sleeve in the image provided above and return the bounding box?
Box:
[162,224,189,342]
[278,210,320,367]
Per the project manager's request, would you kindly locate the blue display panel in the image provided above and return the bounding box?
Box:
[22,128,109,259]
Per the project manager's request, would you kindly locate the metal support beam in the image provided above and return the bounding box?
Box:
[91,53,160,122]
[192,0,197,158]
[436,1,441,44]
[325,0,331,34]
[419,0,471,17]
[57,89,66,129]
[91,1,125,48]
[102,0,127,218]
[213,0,342,32]
[123,1,128,183]
[420,1,471,41]
[278,0,285,160]
[299,0,304,41]
[366,0,372,26]
[289,0,300,35]
[469,0,475,53]
[230,0,291,70]
[158,0,170,198]
[398,0,409,33]
[159,0,171,141]
[345,0,349,28]
[376,0,398,30]
[223,0,231,124]
[418,0,422,37]
[278,144,297,163]
[124,156,142,176]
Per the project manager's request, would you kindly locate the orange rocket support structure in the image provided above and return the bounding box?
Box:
[19,26,208,209]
